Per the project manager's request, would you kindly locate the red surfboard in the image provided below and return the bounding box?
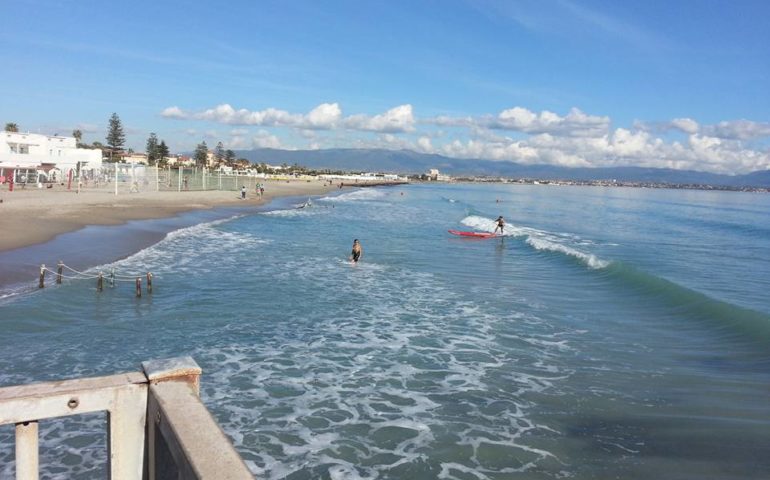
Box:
[448,229,497,238]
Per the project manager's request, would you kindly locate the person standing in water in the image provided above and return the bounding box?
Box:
[494,216,505,234]
[350,239,362,263]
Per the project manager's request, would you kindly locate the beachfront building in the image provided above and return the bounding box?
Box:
[122,152,149,165]
[164,155,194,167]
[0,131,102,184]
[426,168,453,182]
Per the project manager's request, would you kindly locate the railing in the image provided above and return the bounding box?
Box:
[0,357,253,479]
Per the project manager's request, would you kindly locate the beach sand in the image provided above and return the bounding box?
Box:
[0,179,338,252]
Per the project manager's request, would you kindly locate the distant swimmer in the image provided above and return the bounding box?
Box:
[494,216,505,234]
[350,239,362,263]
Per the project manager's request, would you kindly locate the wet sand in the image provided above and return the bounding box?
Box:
[0,179,338,252]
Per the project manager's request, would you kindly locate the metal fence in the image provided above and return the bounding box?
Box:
[99,165,268,194]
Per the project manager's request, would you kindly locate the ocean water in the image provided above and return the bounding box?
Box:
[1,183,769,479]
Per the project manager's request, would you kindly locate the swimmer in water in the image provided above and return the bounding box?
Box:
[350,239,362,263]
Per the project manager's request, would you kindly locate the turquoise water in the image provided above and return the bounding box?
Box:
[1,183,770,479]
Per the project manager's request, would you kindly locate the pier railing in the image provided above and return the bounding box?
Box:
[0,357,253,479]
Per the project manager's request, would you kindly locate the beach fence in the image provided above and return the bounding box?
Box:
[0,356,253,479]
[39,262,153,297]
[90,165,265,195]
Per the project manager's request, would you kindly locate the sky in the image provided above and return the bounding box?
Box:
[2,0,769,175]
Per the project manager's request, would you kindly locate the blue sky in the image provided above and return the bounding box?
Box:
[2,0,769,174]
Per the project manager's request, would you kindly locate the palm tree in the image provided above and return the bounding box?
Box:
[72,129,83,144]
[4,123,19,132]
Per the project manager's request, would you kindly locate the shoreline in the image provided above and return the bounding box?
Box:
[0,179,370,294]
[0,179,343,253]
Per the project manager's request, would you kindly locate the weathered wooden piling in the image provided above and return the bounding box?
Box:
[135,277,142,298]
[146,272,153,294]
[39,264,45,289]
[97,273,104,292]
[56,261,63,284]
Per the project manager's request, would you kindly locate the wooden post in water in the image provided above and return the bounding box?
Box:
[97,273,104,292]
[56,261,63,284]
[135,277,142,298]
[39,264,45,289]
[146,272,153,294]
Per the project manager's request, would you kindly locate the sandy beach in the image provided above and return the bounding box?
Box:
[0,179,339,252]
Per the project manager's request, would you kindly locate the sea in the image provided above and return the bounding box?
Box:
[1,182,769,479]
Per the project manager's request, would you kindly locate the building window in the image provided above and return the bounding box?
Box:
[19,145,30,154]
[9,143,18,153]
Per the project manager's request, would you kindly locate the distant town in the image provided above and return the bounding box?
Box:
[1,117,767,194]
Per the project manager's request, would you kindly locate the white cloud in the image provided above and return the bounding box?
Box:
[492,107,610,136]
[304,103,342,129]
[161,102,770,174]
[343,104,416,133]
[703,120,770,140]
[251,130,282,149]
[417,136,433,152]
[162,102,413,133]
[161,106,186,119]
[670,118,700,134]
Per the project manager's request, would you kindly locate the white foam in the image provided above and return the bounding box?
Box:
[318,188,386,203]
[461,215,610,269]
[192,259,574,478]
[88,215,270,278]
[261,207,327,218]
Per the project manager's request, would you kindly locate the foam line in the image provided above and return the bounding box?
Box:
[460,215,610,269]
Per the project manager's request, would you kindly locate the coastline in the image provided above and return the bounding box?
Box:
[0,179,350,294]
[0,178,340,252]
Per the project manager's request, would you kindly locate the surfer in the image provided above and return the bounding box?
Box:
[350,239,362,263]
[494,216,505,234]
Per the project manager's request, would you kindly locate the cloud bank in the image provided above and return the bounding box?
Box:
[161,103,770,175]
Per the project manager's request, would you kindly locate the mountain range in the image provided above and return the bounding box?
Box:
[233,148,770,188]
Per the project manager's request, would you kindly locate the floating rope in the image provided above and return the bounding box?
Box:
[56,263,148,282]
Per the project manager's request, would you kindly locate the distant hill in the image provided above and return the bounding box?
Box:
[233,148,770,188]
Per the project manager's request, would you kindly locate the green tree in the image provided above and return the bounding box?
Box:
[106,113,125,161]
[146,132,159,165]
[158,140,170,166]
[193,141,208,167]
[4,123,19,132]
[72,129,83,144]
[225,149,236,165]
[214,141,225,166]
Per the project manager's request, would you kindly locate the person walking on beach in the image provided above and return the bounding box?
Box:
[350,239,362,263]
[241,185,246,199]
[494,216,505,234]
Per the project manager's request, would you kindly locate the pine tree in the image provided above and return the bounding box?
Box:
[215,142,225,165]
[146,133,159,165]
[225,149,236,165]
[194,141,208,167]
[158,140,170,165]
[106,113,125,161]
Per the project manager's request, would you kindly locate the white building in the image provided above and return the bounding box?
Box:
[0,131,102,182]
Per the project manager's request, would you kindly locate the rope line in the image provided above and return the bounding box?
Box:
[55,263,151,281]
[45,264,153,283]
[42,268,141,283]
